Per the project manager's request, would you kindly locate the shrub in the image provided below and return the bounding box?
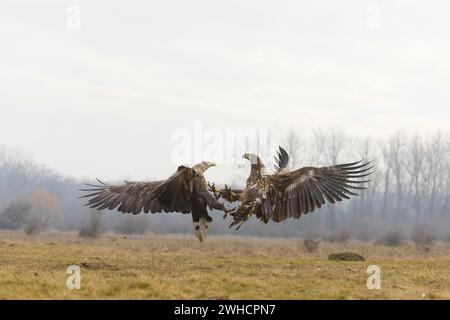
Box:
[24,215,43,235]
[411,228,434,253]
[79,210,103,239]
[303,239,320,253]
[27,190,62,231]
[1,199,31,229]
[377,230,403,247]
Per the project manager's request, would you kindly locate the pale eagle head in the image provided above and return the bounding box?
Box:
[193,161,216,174]
[242,153,264,166]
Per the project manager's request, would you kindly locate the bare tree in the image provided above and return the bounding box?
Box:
[424,132,445,217]
[25,190,62,234]
[381,144,393,219]
[284,130,301,169]
[324,128,347,165]
[1,199,31,229]
[404,135,425,220]
[355,137,374,219]
[322,128,348,231]
[380,132,406,223]
[311,129,327,166]
[1,129,450,240]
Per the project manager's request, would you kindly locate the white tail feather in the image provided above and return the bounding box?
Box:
[193,218,209,242]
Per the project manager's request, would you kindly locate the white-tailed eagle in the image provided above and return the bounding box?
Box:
[211,147,373,230]
[80,161,231,241]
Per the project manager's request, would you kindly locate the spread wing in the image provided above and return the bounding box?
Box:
[79,179,167,214]
[230,160,373,227]
[268,160,374,222]
[150,165,198,213]
[274,146,290,173]
[151,165,225,212]
[80,166,200,214]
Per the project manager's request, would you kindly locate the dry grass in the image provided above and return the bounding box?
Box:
[0,231,450,300]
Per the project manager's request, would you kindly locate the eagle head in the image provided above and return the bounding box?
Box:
[243,153,262,166]
[193,161,216,174]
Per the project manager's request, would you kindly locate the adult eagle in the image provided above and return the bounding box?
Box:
[80,161,230,241]
[211,147,373,230]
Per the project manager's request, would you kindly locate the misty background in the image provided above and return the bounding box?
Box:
[1,129,449,241]
[1,1,449,241]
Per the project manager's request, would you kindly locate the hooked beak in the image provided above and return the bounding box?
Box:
[208,162,216,168]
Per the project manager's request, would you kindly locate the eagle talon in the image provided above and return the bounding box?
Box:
[223,211,232,219]
[223,207,236,219]
[208,182,221,200]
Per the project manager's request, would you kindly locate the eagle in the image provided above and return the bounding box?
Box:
[210,147,373,230]
[244,146,290,185]
[80,161,231,241]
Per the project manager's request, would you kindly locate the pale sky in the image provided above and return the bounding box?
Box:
[1,0,449,182]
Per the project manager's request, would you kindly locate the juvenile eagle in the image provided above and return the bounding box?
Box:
[243,146,290,185]
[209,148,290,205]
[80,161,230,241]
[211,147,373,230]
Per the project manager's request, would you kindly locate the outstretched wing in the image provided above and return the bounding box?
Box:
[230,160,373,227]
[81,166,223,214]
[274,146,290,173]
[80,166,199,215]
[269,160,374,222]
[151,165,198,213]
[79,179,168,214]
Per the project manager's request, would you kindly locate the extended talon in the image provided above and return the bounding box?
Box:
[208,182,221,200]
[223,208,230,219]
[221,185,239,202]
[223,207,236,219]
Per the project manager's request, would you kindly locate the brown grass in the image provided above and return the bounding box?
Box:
[0,231,450,300]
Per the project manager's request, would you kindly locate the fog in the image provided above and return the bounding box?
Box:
[0,1,449,240]
[1,1,450,179]
[1,129,449,241]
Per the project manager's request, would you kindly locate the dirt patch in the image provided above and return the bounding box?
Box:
[79,262,118,271]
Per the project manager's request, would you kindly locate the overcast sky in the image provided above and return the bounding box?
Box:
[1,0,449,182]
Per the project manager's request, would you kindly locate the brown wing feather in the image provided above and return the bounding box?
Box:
[230,160,373,227]
[80,180,167,214]
[274,146,290,173]
[81,165,223,216]
[271,160,373,221]
[80,166,200,215]
[150,166,197,213]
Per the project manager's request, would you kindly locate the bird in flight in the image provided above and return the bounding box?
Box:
[210,147,373,230]
[81,148,373,241]
[80,161,232,241]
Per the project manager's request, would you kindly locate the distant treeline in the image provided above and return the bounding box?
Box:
[276,129,450,240]
[0,129,449,241]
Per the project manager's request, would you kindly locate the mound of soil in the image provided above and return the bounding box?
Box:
[328,252,365,262]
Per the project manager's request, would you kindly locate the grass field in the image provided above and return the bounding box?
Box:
[0,231,450,300]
